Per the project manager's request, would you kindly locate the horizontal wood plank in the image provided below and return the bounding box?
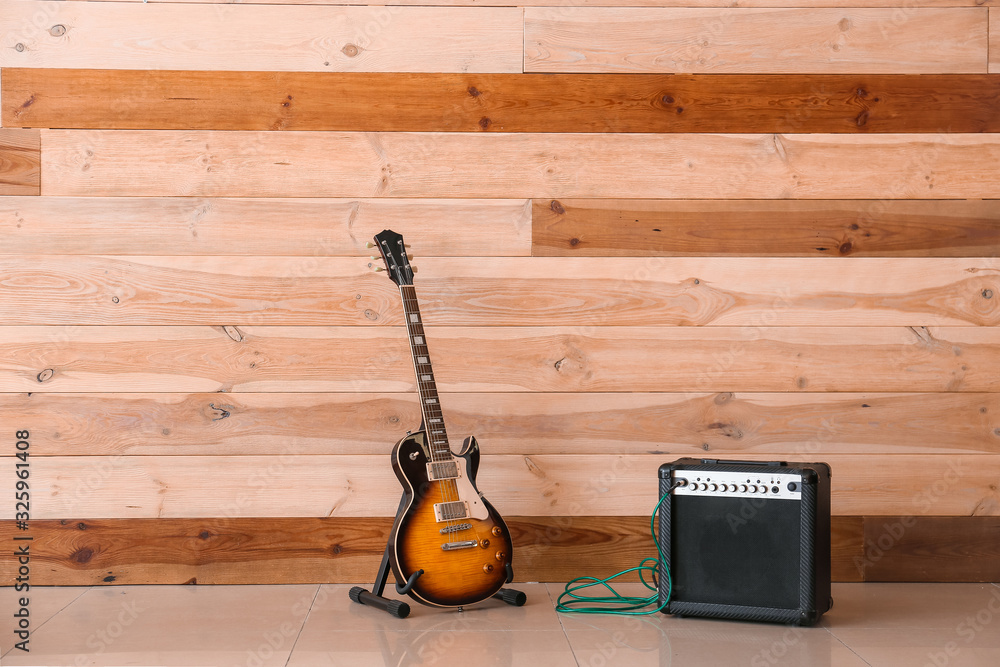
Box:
[0,326,996,393]
[65,0,1000,7]
[861,516,1000,581]
[992,8,999,73]
[532,199,1000,257]
[4,392,997,457]
[0,3,522,73]
[0,197,530,256]
[39,130,1000,199]
[8,69,1000,133]
[0,454,995,518]
[525,8,988,74]
[3,256,999,326]
[0,516,870,586]
[0,128,39,195]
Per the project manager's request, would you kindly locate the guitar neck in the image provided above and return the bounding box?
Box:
[399,285,452,462]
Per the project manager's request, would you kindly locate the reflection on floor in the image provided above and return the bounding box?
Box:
[2,582,999,666]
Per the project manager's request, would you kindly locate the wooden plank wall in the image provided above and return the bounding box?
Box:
[0,0,998,586]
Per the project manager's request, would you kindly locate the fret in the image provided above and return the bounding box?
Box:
[400,284,452,463]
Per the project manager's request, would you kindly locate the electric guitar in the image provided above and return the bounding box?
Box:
[371,229,513,608]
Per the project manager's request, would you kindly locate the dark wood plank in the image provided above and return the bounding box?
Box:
[861,516,1000,582]
[0,129,40,195]
[5,69,1000,133]
[5,392,998,457]
[0,516,867,585]
[532,199,1000,257]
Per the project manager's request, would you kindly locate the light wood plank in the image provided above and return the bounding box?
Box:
[0,197,530,256]
[67,0,1000,7]
[0,128,39,195]
[525,8,988,74]
[9,69,1000,133]
[3,256,999,326]
[991,8,999,73]
[4,392,998,457]
[0,326,996,393]
[0,516,869,585]
[532,199,1000,257]
[0,3,522,73]
[39,130,1000,199]
[1,454,994,518]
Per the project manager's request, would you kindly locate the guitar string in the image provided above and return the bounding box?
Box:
[401,286,460,543]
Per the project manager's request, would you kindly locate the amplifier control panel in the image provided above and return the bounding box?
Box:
[672,470,803,500]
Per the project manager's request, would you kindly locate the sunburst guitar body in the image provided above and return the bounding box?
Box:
[389,431,513,607]
[371,228,514,609]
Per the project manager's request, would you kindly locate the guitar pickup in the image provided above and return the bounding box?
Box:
[433,500,471,522]
[441,540,478,551]
[426,460,461,481]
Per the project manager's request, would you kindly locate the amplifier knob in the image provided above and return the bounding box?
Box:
[739,484,748,492]
[709,484,718,491]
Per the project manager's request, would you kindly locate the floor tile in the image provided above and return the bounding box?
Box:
[0,587,89,657]
[833,626,1000,667]
[825,583,1000,630]
[317,583,560,632]
[0,584,317,666]
[288,629,576,667]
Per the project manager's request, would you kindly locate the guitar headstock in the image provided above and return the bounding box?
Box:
[371,229,414,286]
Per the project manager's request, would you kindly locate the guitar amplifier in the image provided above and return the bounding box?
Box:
[657,458,831,626]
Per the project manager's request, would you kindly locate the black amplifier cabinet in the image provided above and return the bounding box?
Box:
[657,458,831,626]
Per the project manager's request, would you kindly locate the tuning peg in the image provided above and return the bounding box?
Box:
[410,266,418,273]
[370,256,379,261]
[365,241,375,249]
[374,267,385,272]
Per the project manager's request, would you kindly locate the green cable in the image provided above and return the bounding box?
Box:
[555,488,675,616]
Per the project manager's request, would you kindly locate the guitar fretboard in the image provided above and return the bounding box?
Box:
[399,285,452,462]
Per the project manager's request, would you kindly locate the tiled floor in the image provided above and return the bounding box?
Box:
[2,582,999,666]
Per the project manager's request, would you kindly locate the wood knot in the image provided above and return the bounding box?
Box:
[199,531,212,540]
[675,107,684,114]
[838,18,851,31]
[37,369,54,383]
[331,544,343,555]
[856,88,868,98]
[364,309,379,320]
[72,547,94,563]
[569,238,580,246]
[855,110,869,127]
[78,522,87,530]
[478,117,492,130]
[15,43,25,52]
[103,575,117,582]
[661,94,674,104]
[982,289,994,299]
[839,241,853,255]
[341,44,360,57]
[549,200,565,215]
[796,377,808,389]
[714,392,734,405]
[49,24,66,36]
[467,86,481,97]
[223,325,244,342]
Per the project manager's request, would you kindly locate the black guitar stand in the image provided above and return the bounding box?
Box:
[348,497,527,618]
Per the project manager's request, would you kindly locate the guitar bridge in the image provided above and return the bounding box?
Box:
[433,500,471,522]
[440,522,472,534]
[426,460,461,481]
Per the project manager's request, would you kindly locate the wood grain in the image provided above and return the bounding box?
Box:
[0,516,868,586]
[992,8,999,73]
[0,197,530,256]
[0,128,39,195]
[39,130,1000,199]
[0,3,522,73]
[860,516,1000,581]
[0,326,996,393]
[3,256,999,327]
[5,392,997,457]
[532,199,1000,257]
[67,0,1000,7]
[1,454,996,518]
[8,69,1000,133]
[525,8,989,74]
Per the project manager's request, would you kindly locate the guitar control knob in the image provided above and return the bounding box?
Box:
[483,564,494,574]
[491,526,502,536]
[496,551,506,561]
[481,539,490,549]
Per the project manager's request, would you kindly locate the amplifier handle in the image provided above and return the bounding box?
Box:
[700,459,787,467]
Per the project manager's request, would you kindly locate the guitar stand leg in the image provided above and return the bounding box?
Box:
[348,497,412,619]
[492,588,527,607]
